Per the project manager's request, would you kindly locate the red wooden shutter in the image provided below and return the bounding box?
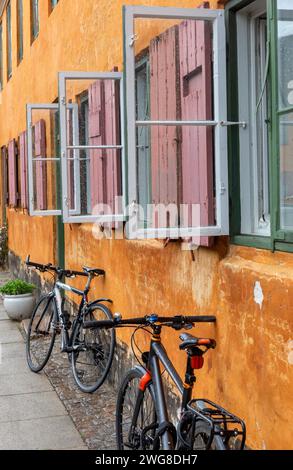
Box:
[104,79,122,215]
[179,19,214,246]
[150,26,180,227]
[19,131,28,209]
[66,108,75,210]
[34,119,47,210]
[88,80,106,209]
[8,139,17,207]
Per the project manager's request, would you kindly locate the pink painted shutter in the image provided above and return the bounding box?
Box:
[88,80,106,210]
[66,108,75,210]
[104,79,122,215]
[1,146,9,205]
[8,139,17,207]
[150,26,180,227]
[179,19,214,246]
[19,131,28,209]
[34,119,47,210]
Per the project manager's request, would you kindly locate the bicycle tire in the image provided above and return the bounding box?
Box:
[191,419,226,450]
[71,303,115,393]
[116,367,158,450]
[26,294,57,373]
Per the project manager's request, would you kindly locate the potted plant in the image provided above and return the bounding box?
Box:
[0,279,36,321]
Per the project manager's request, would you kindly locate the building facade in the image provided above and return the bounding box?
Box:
[0,0,292,449]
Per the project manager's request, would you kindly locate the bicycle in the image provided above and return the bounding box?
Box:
[83,314,246,450]
[25,255,115,393]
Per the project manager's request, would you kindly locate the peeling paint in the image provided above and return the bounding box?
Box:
[254,281,264,308]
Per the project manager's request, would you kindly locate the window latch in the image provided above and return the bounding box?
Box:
[220,120,247,129]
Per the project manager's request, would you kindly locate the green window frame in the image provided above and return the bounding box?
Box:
[6,1,12,80]
[227,0,293,252]
[31,0,39,42]
[17,0,24,63]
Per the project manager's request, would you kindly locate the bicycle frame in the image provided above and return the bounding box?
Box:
[142,325,194,450]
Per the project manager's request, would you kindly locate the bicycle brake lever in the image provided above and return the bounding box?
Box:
[184,323,193,330]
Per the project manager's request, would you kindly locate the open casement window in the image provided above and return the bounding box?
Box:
[27,103,80,216]
[1,146,9,207]
[8,139,18,207]
[58,71,125,224]
[274,0,293,240]
[124,6,233,241]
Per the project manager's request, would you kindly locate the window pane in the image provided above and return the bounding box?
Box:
[277,0,293,110]
[6,2,12,79]
[280,113,293,230]
[31,0,39,40]
[17,0,23,63]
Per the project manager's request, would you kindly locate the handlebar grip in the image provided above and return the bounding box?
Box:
[184,315,216,323]
[65,270,88,278]
[83,320,115,329]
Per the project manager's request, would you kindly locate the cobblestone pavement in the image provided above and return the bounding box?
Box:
[43,339,117,450]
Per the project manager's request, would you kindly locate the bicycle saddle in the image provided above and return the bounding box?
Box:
[179,333,216,350]
[82,266,105,276]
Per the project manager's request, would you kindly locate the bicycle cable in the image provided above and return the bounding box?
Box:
[131,325,152,369]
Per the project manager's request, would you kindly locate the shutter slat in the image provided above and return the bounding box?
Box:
[179,19,214,246]
[8,139,17,207]
[19,131,28,209]
[34,119,47,210]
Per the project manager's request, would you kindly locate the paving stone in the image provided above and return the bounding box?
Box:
[0,415,85,450]
[0,372,52,395]
[0,391,67,423]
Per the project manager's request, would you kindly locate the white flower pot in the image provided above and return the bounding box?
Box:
[3,293,36,321]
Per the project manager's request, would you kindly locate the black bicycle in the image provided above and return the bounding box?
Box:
[25,255,115,393]
[83,314,246,450]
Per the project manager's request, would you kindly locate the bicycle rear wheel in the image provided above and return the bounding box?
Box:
[192,419,226,450]
[26,294,57,372]
[71,303,115,393]
[116,367,157,450]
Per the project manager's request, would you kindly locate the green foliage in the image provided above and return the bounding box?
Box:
[0,279,36,296]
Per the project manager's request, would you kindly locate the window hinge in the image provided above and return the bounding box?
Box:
[129,34,138,47]
[220,183,226,195]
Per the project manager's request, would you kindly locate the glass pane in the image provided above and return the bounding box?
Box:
[64,77,123,218]
[280,113,293,230]
[30,108,60,212]
[277,0,293,110]
[134,18,214,122]
[134,124,216,235]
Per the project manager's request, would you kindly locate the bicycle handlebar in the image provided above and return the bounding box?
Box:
[83,314,216,330]
[25,255,89,278]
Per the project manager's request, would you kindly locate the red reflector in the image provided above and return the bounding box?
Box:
[191,355,204,369]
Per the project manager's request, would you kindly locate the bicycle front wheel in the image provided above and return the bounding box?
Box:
[116,367,157,450]
[71,303,115,393]
[26,294,57,372]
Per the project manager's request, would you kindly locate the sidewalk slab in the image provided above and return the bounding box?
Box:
[0,391,67,423]
[0,355,29,375]
[0,415,85,450]
[0,329,23,344]
[0,342,27,358]
[0,320,22,331]
[0,372,52,396]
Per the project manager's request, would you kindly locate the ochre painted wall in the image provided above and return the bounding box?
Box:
[0,0,292,450]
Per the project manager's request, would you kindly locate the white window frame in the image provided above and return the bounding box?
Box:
[236,0,270,236]
[58,71,126,224]
[124,5,231,239]
[27,103,80,216]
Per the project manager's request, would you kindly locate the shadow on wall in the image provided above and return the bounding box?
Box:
[0,224,8,269]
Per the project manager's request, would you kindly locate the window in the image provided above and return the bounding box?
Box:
[50,0,59,10]
[236,0,270,236]
[0,22,3,89]
[124,6,229,241]
[6,1,12,79]
[27,103,81,216]
[17,0,24,63]
[31,0,39,42]
[58,71,125,224]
